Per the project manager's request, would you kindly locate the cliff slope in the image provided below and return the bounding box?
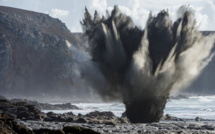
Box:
[0,6,83,98]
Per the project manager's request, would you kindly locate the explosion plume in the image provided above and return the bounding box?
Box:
[81,6,215,123]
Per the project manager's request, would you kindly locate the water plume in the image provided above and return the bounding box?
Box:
[81,6,215,123]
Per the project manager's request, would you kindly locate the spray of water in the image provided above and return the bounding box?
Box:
[81,5,215,123]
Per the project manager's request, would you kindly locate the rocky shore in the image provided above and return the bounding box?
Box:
[1,96,215,133]
[0,5,215,134]
[0,112,99,134]
[0,98,128,124]
[17,120,215,134]
[10,98,80,110]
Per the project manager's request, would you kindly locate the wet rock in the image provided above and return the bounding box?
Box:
[0,99,46,121]
[71,111,130,125]
[44,112,75,122]
[34,129,65,134]
[118,117,129,123]
[17,119,215,133]
[195,117,201,121]
[34,126,99,134]
[44,112,59,121]
[53,103,79,110]
[16,111,34,120]
[0,112,33,134]
[76,117,88,123]
[1,114,99,133]
[87,111,115,118]
[163,114,174,120]
[161,114,184,121]
[201,125,215,130]
[65,117,74,122]
[105,121,116,126]
[63,126,99,134]
[88,121,94,124]
[11,99,80,110]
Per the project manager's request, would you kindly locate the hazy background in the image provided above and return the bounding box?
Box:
[0,0,215,32]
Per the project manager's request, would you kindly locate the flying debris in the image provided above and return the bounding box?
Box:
[81,6,215,123]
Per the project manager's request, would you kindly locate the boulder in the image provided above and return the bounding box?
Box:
[44,112,75,122]
[34,129,65,134]
[0,112,99,134]
[0,99,46,121]
[63,126,99,134]
[86,111,115,118]
[76,117,88,123]
[0,112,33,134]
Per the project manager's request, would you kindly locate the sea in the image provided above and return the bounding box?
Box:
[42,95,215,119]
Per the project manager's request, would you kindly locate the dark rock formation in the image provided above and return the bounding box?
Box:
[0,99,46,120]
[44,112,75,122]
[34,126,100,134]
[161,114,214,122]
[34,129,65,134]
[11,98,80,110]
[0,6,83,98]
[0,112,33,134]
[18,119,215,134]
[0,97,128,124]
[62,126,100,134]
[161,114,184,121]
[0,112,99,134]
[43,110,129,124]
[84,111,129,124]
[86,111,115,118]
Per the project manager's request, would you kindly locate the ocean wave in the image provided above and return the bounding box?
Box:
[43,99,215,119]
[203,108,215,112]
[189,95,215,99]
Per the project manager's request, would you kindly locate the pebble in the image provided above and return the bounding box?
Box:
[16,120,215,134]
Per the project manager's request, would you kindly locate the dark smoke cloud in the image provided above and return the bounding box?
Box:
[80,5,215,122]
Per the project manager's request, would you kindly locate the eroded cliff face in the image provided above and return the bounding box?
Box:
[0,6,84,97]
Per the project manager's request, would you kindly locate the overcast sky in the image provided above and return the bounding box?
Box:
[0,0,215,32]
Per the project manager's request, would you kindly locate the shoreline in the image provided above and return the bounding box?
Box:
[17,119,215,134]
[1,95,215,133]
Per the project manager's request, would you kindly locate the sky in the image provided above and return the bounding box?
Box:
[0,0,215,32]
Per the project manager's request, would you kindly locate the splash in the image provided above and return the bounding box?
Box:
[81,6,215,123]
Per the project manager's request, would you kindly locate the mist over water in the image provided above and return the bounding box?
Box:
[80,5,215,122]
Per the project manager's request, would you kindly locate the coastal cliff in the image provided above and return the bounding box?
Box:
[0,6,82,97]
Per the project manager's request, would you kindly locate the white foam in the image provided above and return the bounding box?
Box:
[42,96,215,119]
